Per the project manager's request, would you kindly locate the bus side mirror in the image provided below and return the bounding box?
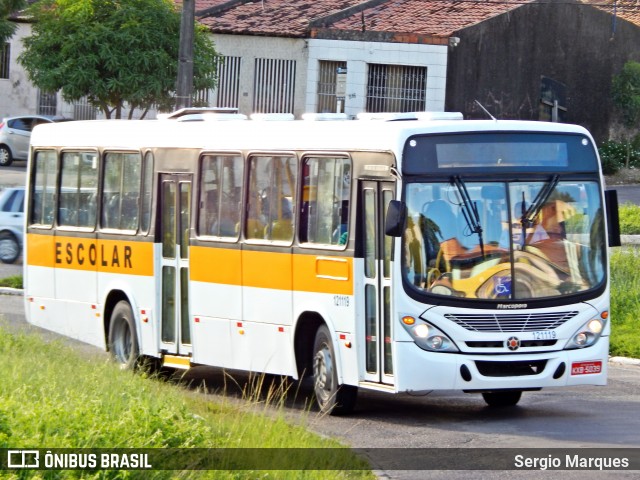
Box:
[385,200,406,237]
[604,189,621,247]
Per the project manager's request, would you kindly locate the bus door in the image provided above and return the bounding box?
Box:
[159,174,192,358]
[361,181,395,385]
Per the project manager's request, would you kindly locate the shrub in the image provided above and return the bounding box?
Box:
[598,140,640,174]
[619,203,640,235]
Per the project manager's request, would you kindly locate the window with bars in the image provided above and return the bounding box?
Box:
[74,97,97,120]
[37,90,57,116]
[194,56,242,109]
[317,60,347,113]
[0,43,9,79]
[366,64,427,113]
[253,58,296,113]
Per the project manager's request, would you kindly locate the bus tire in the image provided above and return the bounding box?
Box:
[482,390,522,407]
[0,231,20,264]
[312,325,357,415]
[108,301,139,370]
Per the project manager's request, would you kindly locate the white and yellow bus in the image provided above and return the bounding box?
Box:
[24,112,620,414]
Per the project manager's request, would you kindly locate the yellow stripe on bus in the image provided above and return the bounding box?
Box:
[27,236,353,295]
[26,234,154,276]
[190,246,353,295]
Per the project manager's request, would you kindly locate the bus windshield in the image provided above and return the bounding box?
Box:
[402,179,606,301]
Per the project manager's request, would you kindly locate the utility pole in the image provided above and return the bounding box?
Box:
[176,0,195,110]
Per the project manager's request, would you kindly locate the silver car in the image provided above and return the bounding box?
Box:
[0,115,66,167]
[0,186,24,263]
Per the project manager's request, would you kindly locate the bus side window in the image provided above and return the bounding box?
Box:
[101,152,142,231]
[246,155,297,242]
[30,150,57,227]
[59,151,98,228]
[198,155,243,239]
[300,157,351,247]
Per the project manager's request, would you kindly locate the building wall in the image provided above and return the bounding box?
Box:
[211,34,309,117]
[306,38,448,117]
[1,23,40,117]
[445,3,640,143]
[6,27,447,121]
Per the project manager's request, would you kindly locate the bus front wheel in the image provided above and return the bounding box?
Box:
[312,325,357,415]
[482,390,522,407]
[108,301,139,370]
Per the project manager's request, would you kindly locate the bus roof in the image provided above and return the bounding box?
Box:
[29,117,593,154]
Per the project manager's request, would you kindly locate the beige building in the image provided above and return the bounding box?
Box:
[2,0,460,120]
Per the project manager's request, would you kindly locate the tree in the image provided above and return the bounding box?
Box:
[0,0,26,43]
[18,0,219,119]
[611,61,640,168]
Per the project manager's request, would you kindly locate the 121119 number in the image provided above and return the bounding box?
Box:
[532,330,557,340]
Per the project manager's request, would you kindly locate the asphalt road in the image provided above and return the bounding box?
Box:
[613,184,640,205]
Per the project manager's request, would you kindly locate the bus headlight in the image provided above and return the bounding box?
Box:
[565,318,606,349]
[401,316,459,353]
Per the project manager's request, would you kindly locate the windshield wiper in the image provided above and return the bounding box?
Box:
[520,174,560,229]
[452,176,484,258]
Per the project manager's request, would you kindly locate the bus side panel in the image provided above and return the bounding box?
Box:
[292,290,359,386]
[190,315,233,368]
[25,233,55,298]
[189,280,236,368]
[241,249,293,325]
[98,271,157,357]
[292,253,357,385]
[26,297,65,337]
[189,245,242,320]
[228,314,295,376]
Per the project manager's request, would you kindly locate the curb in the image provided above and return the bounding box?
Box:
[621,235,640,245]
[609,356,640,367]
[0,287,22,296]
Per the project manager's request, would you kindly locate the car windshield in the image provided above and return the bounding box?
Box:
[402,180,606,301]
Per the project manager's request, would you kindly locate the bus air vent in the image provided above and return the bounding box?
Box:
[444,311,578,332]
[475,360,547,377]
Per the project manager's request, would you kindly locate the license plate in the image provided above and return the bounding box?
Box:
[571,361,602,375]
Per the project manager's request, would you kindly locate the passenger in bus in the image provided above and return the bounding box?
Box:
[206,190,238,237]
[269,197,293,241]
[332,200,349,245]
[213,203,238,237]
[524,199,576,274]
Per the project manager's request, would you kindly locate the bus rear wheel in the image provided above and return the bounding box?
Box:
[108,301,139,370]
[482,390,522,407]
[312,325,357,415]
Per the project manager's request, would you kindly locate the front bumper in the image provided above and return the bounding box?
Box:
[394,336,609,393]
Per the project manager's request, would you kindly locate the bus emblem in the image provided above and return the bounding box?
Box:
[506,337,520,351]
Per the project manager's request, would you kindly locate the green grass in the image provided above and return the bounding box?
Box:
[619,202,640,235]
[0,327,373,479]
[0,274,22,289]
[609,247,640,358]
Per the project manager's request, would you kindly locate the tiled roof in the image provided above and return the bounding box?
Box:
[584,0,640,26]
[322,0,534,38]
[185,0,640,39]
[195,0,364,37]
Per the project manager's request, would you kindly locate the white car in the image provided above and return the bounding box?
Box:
[0,115,68,166]
[0,186,24,263]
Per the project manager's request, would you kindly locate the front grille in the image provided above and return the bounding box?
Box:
[445,311,578,332]
[475,360,547,377]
